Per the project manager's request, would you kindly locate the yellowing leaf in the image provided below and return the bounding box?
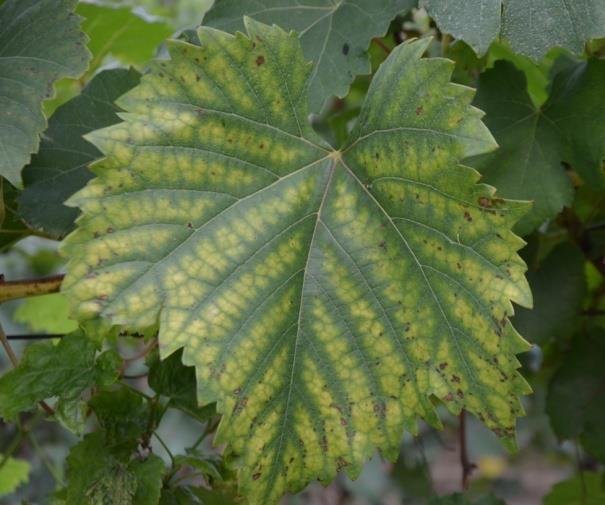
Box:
[62,21,532,504]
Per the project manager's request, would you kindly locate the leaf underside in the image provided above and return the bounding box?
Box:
[0,0,90,186]
[422,0,605,59]
[62,20,532,504]
[204,0,415,112]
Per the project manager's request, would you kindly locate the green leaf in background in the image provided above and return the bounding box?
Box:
[0,179,30,251]
[0,456,30,497]
[0,0,90,186]
[204,0,415,112]
[14,293,79,334]
[470,60,574,235]
[77,2,173,73]
[422,0,605,60]
[544,472,605,505]
[544,58,605,189]
[0,331,120,427]
[19,68,141,239]
[64,432,165,505]
[148,349,217,423]
[547,331,605,463]
[512,244,586,345]
[429,493,506,505]
[62,20,532,503]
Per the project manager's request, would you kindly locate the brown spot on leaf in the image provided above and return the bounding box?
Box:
[252,473,261,480]
[256,55,265,66]
[463,211,472,222]
[342,43,350,55]
[415,106,424,115]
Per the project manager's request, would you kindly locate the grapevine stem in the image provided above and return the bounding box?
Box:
[0,274,64,303]
[459,410,476,489]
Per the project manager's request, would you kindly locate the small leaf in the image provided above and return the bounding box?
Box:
[547,331,605,463]
[19,68,141,239]
[14,293,79,334]
[0,456,30,497]
[544,473,605,505]
[512,244,586,344]
[148,349,217,423]
[422,0,605,60]
[62,22,531,504]
[0,331,120,424]
[131,454,166,505]
[0,0,90,186]
[204,0,415,112]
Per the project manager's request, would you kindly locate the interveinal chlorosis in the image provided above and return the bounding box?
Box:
[62,19,532,504]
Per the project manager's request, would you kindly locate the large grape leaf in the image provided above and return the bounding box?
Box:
[62,21,532,504]
[422,0,605,59]
[204,0,415,112]
[0,0,90,187]
[19,68,141,239]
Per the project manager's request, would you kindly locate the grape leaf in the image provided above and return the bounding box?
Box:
[544,58,605,189]
[0,0,90,187]
[19,68,141,239]
[204,0,415,112]
[0,456,30,497]
[469,60,574,235]
[77,3,173,73]
[544,473,605,505]
[512,244,585,344]
[62,21,532,504]
[422,0,605,59]
[0,331,120,423]
[546,331,605,463]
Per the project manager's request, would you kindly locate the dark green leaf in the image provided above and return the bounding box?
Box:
[19,68,141,239]
[131,454,166,505]
[547,331,605,463]
[0,0,90,186]
[148,349,216,423]
[204,0,415,112]
[0,178,30,251]
[429,493,506,505]
[544,473,605,505]
[512,244,586,344]
[470,60,574,234]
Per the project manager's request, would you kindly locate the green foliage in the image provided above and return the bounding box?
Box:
[547,330,605,463]
[14,293,78,334]
[77,3,173,73]
[61,18,533,502]
[204,0,415,111]
[19,68,141,238]
[0,456,30,496]
[544,472,605,505]
[422,0,605,59]
[0,332,120,428]
[512,244,586,344]
[0,0,90,186]
[470,58,605,234]
[429,493,505,505]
